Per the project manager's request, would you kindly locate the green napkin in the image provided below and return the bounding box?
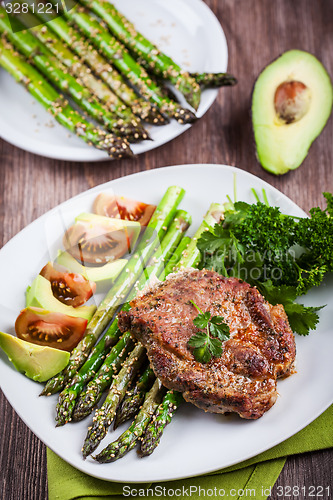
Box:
[48,405,333,500]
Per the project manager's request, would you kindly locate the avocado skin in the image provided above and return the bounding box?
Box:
[26,275,96,320]
[0,331,69,382]
[252,50,333,175]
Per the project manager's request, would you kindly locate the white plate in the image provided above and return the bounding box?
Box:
[0,0,227,161]
[0,164,332,483]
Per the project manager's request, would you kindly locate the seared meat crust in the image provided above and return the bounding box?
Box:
[118,269,296,419]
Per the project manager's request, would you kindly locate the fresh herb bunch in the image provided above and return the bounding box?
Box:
[188,301,230,363]
[197,192,333,336]
[295,192,333,294]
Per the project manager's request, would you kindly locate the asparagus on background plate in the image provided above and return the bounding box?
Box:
[0,36,132,158]
[0,10,140,144]
[0,0,237,156]
[77,0,201,110]
[21,2,166,125]
[18,10,149,142]
[53,1,197,124]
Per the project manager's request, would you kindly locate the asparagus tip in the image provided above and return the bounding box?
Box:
[175,108,197,125]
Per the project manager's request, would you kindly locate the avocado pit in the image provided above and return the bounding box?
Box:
[274,80,311,124]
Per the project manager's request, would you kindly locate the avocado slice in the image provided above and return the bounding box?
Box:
[26,275,96,320]
[252,50,333,175]
[55,251,127,291]
[0,331,70,382]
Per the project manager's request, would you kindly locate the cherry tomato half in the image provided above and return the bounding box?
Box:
[63,220,129,265]
[93,193,156,228]
[15,307,87,352]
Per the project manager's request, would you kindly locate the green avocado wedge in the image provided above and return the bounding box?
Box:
[55,251,127,291]
[26,275,96,320]
[252,50,333,175]
[0,332,70,382]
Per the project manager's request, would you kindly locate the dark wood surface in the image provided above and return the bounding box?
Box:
[0,1,332,498]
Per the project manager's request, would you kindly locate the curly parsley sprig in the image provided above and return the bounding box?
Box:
[188,301,230,363]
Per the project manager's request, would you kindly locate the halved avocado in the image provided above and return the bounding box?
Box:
[252,50,333,175]
[0,331,70,382]
[55,251,127,291]
[26,275,96,320]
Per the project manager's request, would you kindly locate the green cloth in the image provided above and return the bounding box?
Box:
[48,405,333,500]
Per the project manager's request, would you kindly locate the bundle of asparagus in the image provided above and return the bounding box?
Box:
[89,203,224,462]
[0,36,132,158]
[39,184,224,462]
[0,1,236,158]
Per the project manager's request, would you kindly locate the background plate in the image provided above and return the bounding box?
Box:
[0,0,227,161]
[0,164,332,483]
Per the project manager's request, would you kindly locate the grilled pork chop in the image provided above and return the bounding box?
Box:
[118,269,296,419]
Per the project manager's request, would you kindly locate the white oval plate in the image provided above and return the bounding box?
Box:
[0,0,227,161]
[0,164,332,483]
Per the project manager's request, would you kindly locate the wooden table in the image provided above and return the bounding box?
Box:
[0,0,332,498]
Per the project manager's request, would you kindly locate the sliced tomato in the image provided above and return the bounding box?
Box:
[93,193,156,227]
[15,307,87,352]
[40,262,96,307]
[63,220,129,265]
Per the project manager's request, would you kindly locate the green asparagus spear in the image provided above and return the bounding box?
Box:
[41,186,185,395]
[82,343,146,458]
[77,0,201,110]
[177,202,224,269]
[191,72,237,89]
[113,365,155,429]
[14,7,149,142]
[0,11,135,144]
[41,304,124,396]
[33,7,165,125]
[53,210,191,420]
[94,378,165,463]
[163,236,191,277]
[54,2,196,124]
[56,332,134,426]
[40,310,123,396]
[139,390,184,457]
[0,36,130,158]
[71,331,133,423]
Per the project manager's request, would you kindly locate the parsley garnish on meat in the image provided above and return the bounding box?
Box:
[197,192,333,336]
[188,301,230,363]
